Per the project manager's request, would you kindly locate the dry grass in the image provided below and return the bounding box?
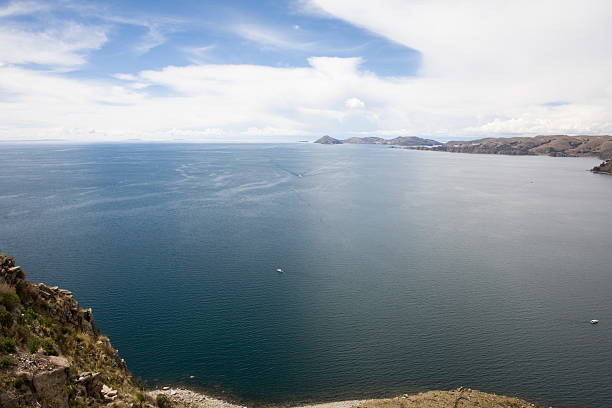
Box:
[352,389,537,408]
[0,283,15,297]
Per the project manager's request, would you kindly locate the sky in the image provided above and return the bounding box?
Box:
[1,0,612,142]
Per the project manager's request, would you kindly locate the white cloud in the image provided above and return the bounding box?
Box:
[231,23,315,50]
[0,57,382,141]
[1,0,612,141]
[113,73,138,81]
[133,25,166,55]
[182,45,216,63]
[0,1,50,18]
[304,0,612,136]
[0,22,107,67]
[345,97,365,109]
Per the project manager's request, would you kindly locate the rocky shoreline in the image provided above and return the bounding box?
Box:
[147,387,538,408]
[148,387,366,408]
[591,159,612,174]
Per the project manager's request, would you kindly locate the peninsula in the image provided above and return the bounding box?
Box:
[0,254,538,408]
[314,136,441,146]
[411,135,612,173]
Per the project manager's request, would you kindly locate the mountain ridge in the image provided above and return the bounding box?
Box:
[314,136,441,146]
[410,135,612,173]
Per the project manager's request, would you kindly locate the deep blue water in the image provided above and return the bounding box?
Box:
[1,143,611,407]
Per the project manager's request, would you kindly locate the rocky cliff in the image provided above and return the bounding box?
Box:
[0,253,171,408]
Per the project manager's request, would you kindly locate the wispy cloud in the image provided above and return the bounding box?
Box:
[0,0,51,18]
[231,23,316,51]
[182,44,216,64]
[56,1,184,55]
[0,22,108,67]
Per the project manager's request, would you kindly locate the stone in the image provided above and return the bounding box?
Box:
[32,366,70,408]
[49,355,70,368]
[0,392,21,408]
[15,370,34,381]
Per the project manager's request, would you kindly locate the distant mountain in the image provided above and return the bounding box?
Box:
[408,135,612,174]
[314,136,441,146]
[343,137,386,144]
[416,135,612,160]
[314,135,342,144]
[384,136,441,146]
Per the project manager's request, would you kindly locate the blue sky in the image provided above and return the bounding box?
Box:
[1,0,611,141]
[14,0,420,79]
[74,0,421,78]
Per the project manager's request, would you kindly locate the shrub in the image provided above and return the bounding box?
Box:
[69,398,88,408]
[0,284,20,310]
[38,314,54,329]
[0,336,16,353]
[14,376,24,388]
[0,355,16,368]
[26,336,41,353]
[0,309,13,328]
[40,338,57,356]
[24,307,39,323]
[156,394,175,408]
[65,384,78,398]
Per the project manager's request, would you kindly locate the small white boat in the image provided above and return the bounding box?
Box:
[276,268,284,273]
[590,319,599,325]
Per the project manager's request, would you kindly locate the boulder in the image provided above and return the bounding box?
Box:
[102,384,118,402]
[32,365,70,408]
[77,371,103,398]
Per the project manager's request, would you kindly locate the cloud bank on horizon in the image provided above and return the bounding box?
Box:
[1,0,611,142]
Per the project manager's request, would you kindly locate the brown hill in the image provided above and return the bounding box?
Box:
[423,135,612,159]
[353,388,537,408]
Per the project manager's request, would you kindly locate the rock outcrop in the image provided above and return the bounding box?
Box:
[591,159,612,174]
[0,253,151,408]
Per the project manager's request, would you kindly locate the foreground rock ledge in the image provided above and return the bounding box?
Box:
[150,387,538,408]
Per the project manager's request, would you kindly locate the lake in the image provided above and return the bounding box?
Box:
[0,143,610,407]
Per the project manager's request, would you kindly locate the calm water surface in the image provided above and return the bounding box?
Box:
[0,143,611,407]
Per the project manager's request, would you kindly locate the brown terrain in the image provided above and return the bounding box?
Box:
[413,135,612,173]
[354,389,537,408]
